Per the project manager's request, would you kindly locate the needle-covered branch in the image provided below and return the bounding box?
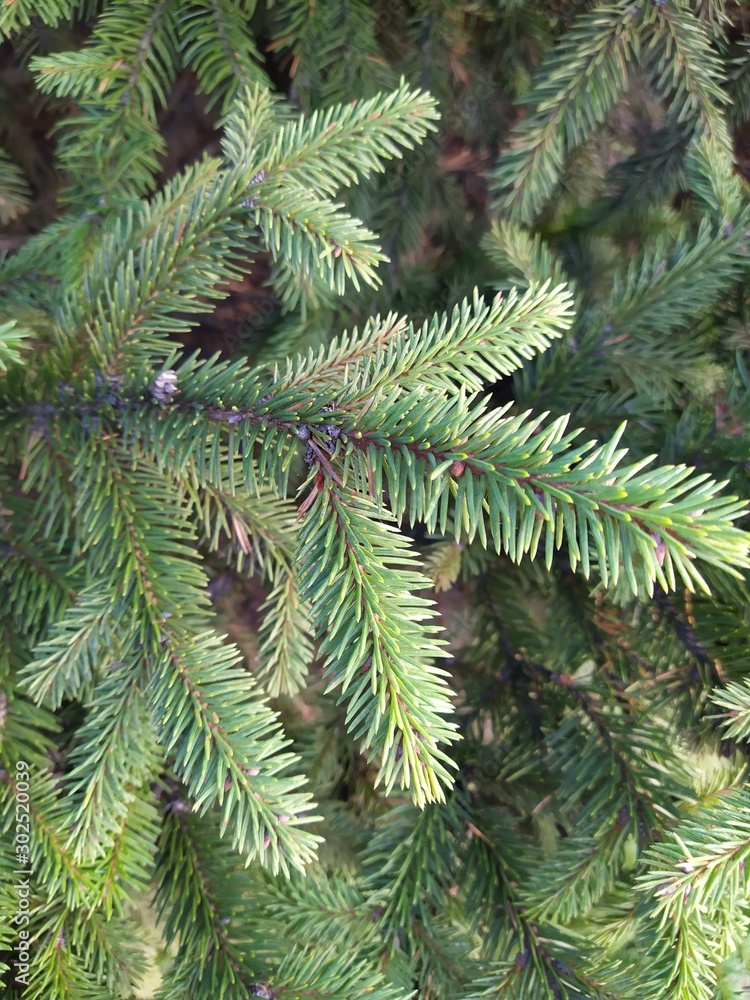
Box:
[296,487,458,805]
[147,630,321,874]
[339,395,749,597]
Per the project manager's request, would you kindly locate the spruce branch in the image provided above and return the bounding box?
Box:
[712,678,750,741]
[0,151,31,225]
[267,0,392,106]
[481,221,574,296]
[263,870,380,956]
[490,1,641,222]
[341,395,750,597]
[458,803,619,1000]
[85,793,160,921]
[256,570,315,697]
[361,800,465,935]
[253,79,440,198]
[271,944,412,1000]
[64,908,148,996]
[521,830,630,927]
[599,216,747,343]
[153,808,264,996]
[15,920,115,1000]
[61,656,159,864]
[31,0,179,115]
[67,440,206,644]
[147,629,321,874]
[252,184,386,294]
[0,320,31,373]
[277,282,576,396]
[0,0,77,35]
[634,786,750,1000]
[644,0,729,132]
[0,494,78,645]
[53,103,167,210]
[50,81,438,378]
[509,217,749,419]
[56,166,253,377]
[179,0,269,114]
[296,487,458,805]
[18,586,118,708]
[0,763,94,910]
[685,124,741,224]
[182,469,298,575]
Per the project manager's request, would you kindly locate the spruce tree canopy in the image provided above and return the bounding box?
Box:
[1,2,750,998]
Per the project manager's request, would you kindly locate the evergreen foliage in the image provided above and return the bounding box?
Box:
[1,2,750,999]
